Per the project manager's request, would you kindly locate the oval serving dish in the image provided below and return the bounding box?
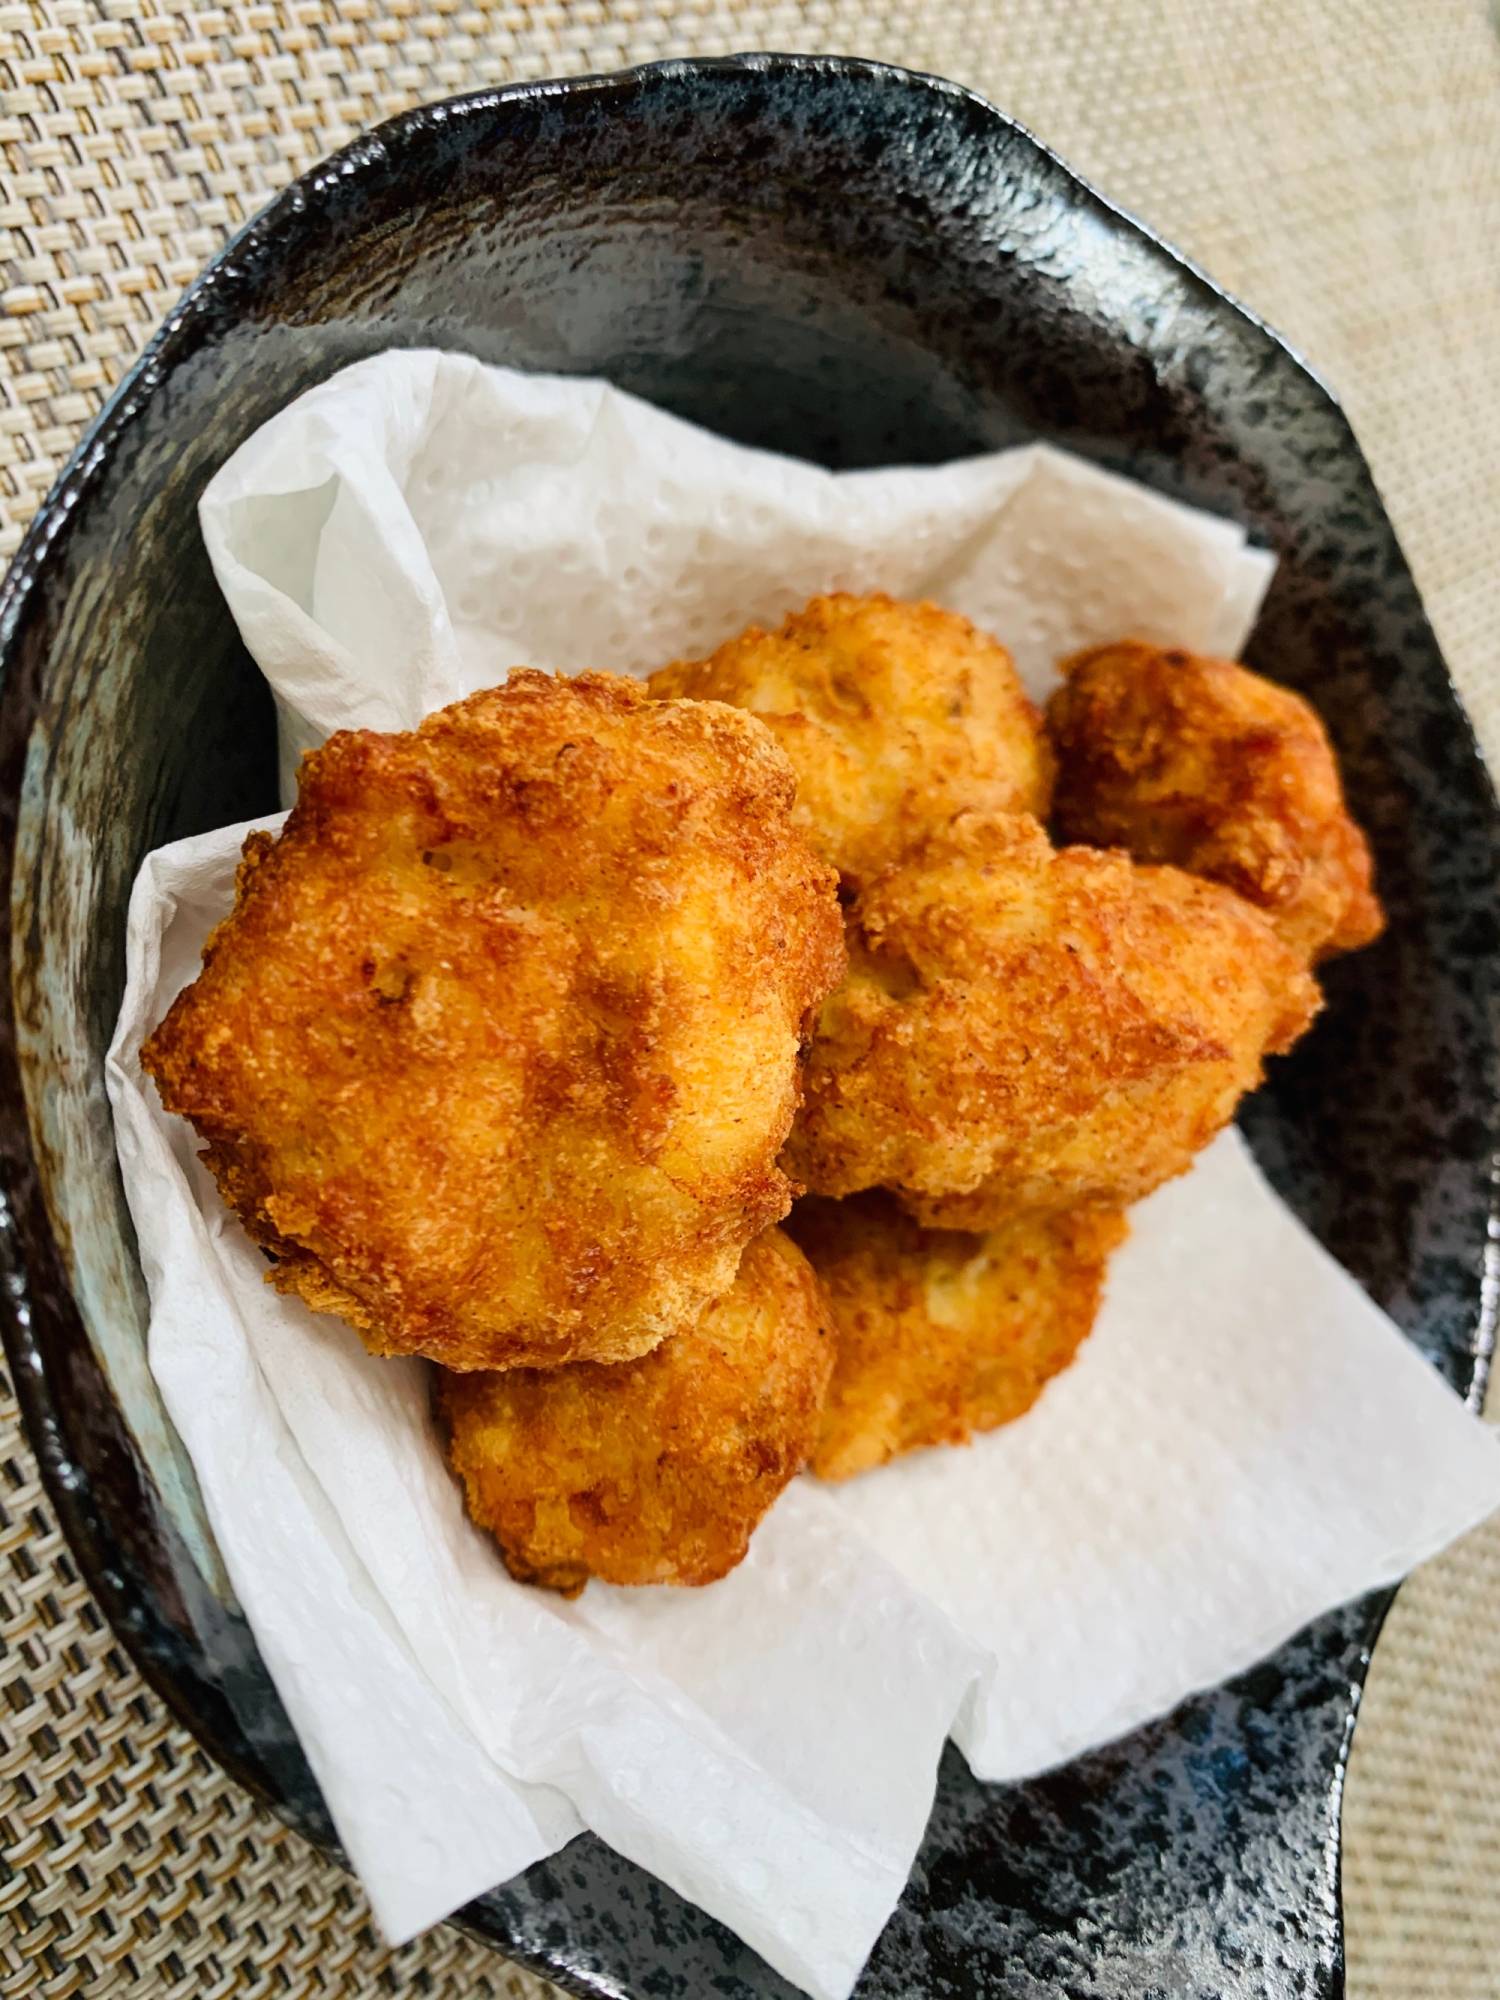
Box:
[1,54,1497,2000]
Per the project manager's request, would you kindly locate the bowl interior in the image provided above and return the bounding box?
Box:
[2,55,1496,2000]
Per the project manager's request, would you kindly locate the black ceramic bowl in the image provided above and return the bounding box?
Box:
[2,53,1497,2000]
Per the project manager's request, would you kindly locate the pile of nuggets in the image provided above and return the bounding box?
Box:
[143,594,1384,1596]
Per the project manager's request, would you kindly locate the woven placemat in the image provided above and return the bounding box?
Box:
[2,2,1498,1995]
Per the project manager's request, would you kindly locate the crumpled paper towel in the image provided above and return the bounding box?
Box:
[108,818,986,1999]
[103,352,1500,2000]
[196,350,1276,798]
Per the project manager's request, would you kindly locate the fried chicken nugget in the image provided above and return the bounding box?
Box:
[787,1192,1126,1481]
[435,1226,835,1593]
[142,671,846,1372]
[648,593,1052,889]
[1047,641,1384,964]
[781,811,1320,1230]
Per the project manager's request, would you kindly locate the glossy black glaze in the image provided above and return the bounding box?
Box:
[0,55,1495,2000]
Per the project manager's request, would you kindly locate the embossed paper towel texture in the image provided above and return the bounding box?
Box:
[106,353,1500,2000]
[110,823,984,2000]
[196,350,1275,794]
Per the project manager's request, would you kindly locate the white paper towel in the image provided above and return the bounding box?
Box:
[103,353,1500,1999]
[831,1127,1500,1781]
[196,350,1276,797]
[109,820,987,2000]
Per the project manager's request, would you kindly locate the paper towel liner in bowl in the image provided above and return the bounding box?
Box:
[0,54,1490,2000]
[195,351,1276,798]
[99,353,1500,2000]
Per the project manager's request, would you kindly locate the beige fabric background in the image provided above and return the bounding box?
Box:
[0,2,1497,1994]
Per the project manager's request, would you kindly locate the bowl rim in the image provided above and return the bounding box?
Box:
[0,48,1494,1996]
[0,48,1347,669]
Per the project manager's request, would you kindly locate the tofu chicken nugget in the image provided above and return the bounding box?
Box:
[649,593,1052,890]
[782,811,1320,1230]
[1047,641,1384,964]
[435,1226,836,1593]
[142,671,846,1372]
[787,1192,1126,1480]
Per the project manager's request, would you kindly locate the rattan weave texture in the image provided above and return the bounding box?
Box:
[0,1368,561,1997]
[1,3,1498,1996]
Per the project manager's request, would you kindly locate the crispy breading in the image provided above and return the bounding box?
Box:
[781,811,1320,1230]
[435,1226,836,1593]
[787,1192,1126,1481]
[1047,641,1384,964]
[648,593,1052,890]
[142,671,846,1372]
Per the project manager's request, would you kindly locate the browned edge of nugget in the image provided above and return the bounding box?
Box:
[787,1190,1127,1481]
[783,810,1321,1227]
[1046,640,1385,964]
[142,669,846,1372]
[432,1225,837,1594]
[649,592,1053,891]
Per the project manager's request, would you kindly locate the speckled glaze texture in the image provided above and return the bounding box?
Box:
[0,55,1495,2000]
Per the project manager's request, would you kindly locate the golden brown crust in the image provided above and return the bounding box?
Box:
[1046,641,1385,964]
[142,671,846,1371]
[648,593,1052,890]
[781,810,1320,1228]
[435,1226,836,1593]
[787,1192,1126,1481]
